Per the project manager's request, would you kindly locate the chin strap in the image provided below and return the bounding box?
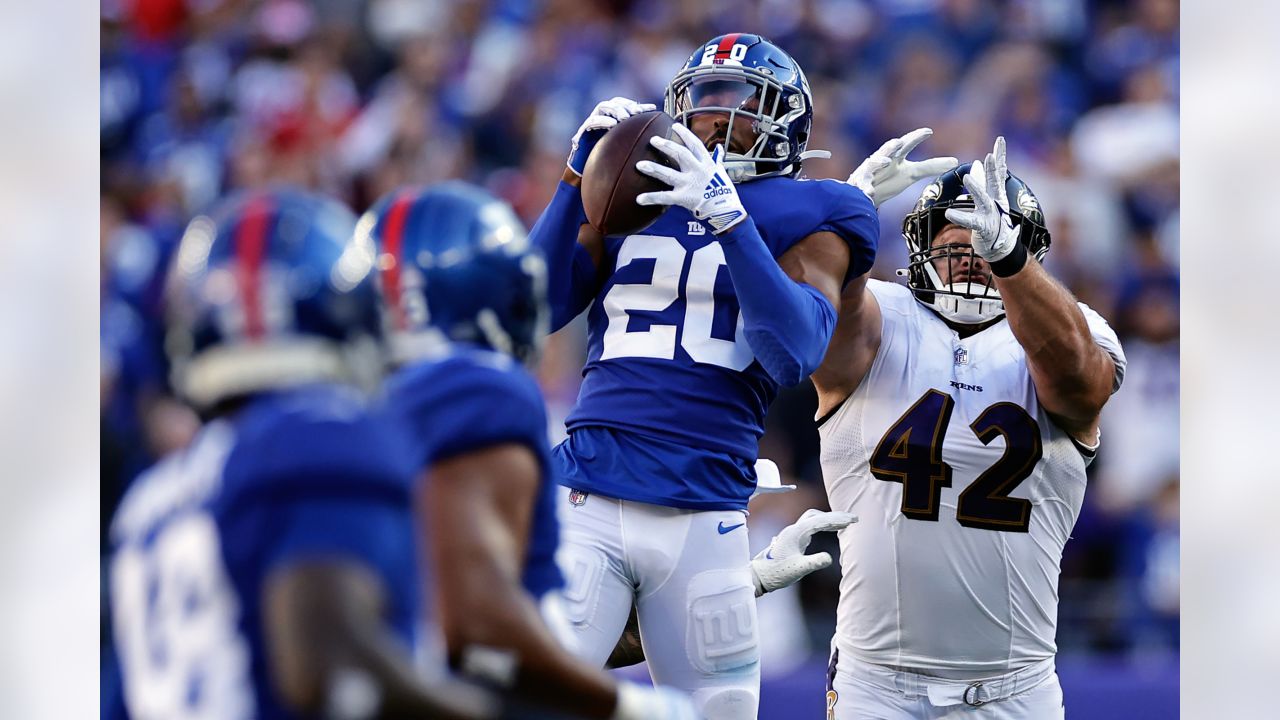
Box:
[798,149,831,161]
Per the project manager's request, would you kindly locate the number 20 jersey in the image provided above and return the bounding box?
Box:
[562,176,878,510]
[818,280,1127,675]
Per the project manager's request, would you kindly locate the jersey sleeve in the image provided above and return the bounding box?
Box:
[813,179,880,283]
[1078,302,1127,393]
[394,354,551,468]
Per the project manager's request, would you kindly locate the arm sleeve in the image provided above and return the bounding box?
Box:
[528,181,599,331]
[816,181,880,284]
[716,217,838,387]
[263,496,415,587]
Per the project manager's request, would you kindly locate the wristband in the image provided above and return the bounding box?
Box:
[988,241,1028,278]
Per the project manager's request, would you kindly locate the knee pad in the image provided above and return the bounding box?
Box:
[685,568,759,675]
[693,687,759,720]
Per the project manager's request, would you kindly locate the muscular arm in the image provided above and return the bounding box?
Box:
[424,443,621,719]
[810,276,882,419]
[719,220,851,386]
[993,258,1115,439]
[264,561,493,720]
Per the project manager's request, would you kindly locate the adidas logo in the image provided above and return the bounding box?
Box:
[702,174,732,199]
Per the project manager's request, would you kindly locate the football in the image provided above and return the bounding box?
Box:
[581,110,681,236]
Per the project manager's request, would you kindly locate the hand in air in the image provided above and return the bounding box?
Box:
[635,122,748,235]
[847,127,958,208]
[567,97,657,176]
[750,509,857,596]
[943,136,1020,264]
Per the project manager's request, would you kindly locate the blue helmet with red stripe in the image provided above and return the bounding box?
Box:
[165,188,382,408]
[362,181,548,365]
[665,33,821,182]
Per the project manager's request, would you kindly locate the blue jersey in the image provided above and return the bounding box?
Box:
[383,345,564,599]
[560,176,878,510]
[107,385,419,720]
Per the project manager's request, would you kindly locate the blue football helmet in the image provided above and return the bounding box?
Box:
[165,188,382,408]
[361,181,549,365]
[665,33,823,182]
[902,162,1051,324]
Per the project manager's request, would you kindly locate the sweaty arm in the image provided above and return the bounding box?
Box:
[719,219,850,386]
[424,443,623,719]
[994,259,1116,439]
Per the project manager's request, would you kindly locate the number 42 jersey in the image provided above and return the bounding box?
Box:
[818,280,1127,675]
[560,175,878,511]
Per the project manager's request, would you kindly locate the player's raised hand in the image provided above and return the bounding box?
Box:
[944,136,1022,266]
[847,128,958,207]
[750,508,858,596]
[635,122,747,234]
[568,97,657,176]
[612,681,701,720]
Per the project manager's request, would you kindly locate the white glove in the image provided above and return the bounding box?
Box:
[847,128,958,208]
[635,122,747,234]
[612,681,700,720]
[568,97,657,176]
[750,509,857,597]
[943,136,1021,264]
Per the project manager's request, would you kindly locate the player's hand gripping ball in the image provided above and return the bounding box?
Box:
[580,110,681,237]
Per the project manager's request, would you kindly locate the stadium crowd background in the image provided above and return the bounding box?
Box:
[100,0,1179,710]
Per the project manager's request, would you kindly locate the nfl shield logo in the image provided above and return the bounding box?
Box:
[954,346,969,366]
[568,489,588,507]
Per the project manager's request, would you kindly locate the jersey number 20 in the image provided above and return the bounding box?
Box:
[599,235,754,370]
[870,389,1042,533]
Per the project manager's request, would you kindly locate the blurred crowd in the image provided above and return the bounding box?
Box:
[101,0,1180,666]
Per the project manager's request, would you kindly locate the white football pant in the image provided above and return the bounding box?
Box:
[826,649,1065,720]
[555,487,760,720]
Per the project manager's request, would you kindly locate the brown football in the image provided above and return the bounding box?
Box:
[580,110,681,237]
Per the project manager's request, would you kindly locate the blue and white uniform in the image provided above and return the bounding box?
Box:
[533,173,877,716]
[108,385,419,720]
[383,345,565,604]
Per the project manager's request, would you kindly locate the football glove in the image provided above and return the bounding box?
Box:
[612,681,699,720]
[750,509,857,597]
[944,136,1026,274]
[847,128,958,208]
[568,97,657,177]
[635,122,747,234]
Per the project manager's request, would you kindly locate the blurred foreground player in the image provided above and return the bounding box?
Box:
[529,34,878,719]
[367,183,698,720]
[108,189,491,720]
[812,140,1127,718]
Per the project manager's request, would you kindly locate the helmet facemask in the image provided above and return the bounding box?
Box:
[900,168,1051,325]
[665,66,811,182]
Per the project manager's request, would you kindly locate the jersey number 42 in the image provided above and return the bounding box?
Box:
[870,389,1042,533]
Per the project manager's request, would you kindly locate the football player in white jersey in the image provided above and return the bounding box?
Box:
[812,137,1127,719]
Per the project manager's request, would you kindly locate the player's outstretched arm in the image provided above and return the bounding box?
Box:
[945,138,1117,438]
[637,123,854,385]
[811,275,882,418]
[750,509,857,596]
[263,560,497,720]
[424,444,698,720]
[530,98,654,331]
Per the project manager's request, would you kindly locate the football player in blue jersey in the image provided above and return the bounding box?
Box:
[524,33,961,719]
[107,189,493,720]
[367,182,699,720]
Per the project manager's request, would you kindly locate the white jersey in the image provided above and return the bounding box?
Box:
[819,280,1126,677]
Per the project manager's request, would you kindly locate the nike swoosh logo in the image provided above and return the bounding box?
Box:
[717,521,745,535]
